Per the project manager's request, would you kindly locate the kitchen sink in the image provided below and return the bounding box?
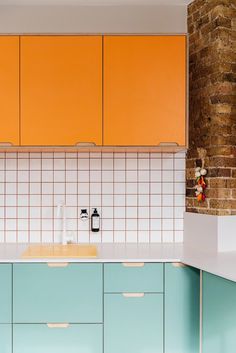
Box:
[21,244,97,259]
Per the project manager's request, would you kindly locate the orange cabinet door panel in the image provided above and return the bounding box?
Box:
[21,36,102,146]
[104,36,186,146]
[0,36,19,145]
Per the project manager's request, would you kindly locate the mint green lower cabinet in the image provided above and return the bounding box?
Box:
[13,263,102,323]
[203,272,236,353]
[0,324,12,353]
[165,263,200,353]
[104,293,163,353]
[13,324,103,353]
[0,264,12,323]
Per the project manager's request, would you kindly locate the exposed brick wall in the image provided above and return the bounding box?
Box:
[186,0,236,215]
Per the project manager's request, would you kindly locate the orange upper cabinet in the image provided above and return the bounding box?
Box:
[0,36,19,145]
[103,36,187,146]
[20,36,102,146]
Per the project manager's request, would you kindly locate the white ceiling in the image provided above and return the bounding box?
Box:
[0,0,192,5]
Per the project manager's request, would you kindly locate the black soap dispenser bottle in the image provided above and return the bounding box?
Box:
[91,208,100,232]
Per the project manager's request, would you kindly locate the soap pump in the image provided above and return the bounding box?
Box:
[91,208,100,232]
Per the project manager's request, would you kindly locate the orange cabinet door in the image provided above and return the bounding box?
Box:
[21,36,102,146]
[104,36,186,146]
[0,36,19,145]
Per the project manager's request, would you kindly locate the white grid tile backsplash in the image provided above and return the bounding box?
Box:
[0,151,186,244]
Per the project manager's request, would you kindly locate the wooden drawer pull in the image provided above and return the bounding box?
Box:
[172,263,187,268]
[75,142,96,147]
[47,323,70,329]
[122,262,144,268]
[47,263,69,268]
[158,142,179,146]
[122,293,145,298]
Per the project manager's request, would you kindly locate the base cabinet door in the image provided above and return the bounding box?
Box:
[203,272,236,353]
[104,293,163,353]
[165,263,200,353]
[13,324,103,353]
[0,324,12,353]
[0,264,12,323]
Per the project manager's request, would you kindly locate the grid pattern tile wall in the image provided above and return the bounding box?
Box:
[0,151,185,244]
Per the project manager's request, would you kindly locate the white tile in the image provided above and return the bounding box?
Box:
[162,158,174,170]
[67,207,77,219]
[150,207,161,218]
[54,171,65,182]
[126,195,137,206]
[150,231,162,243]
[150,158,162,170]
[6,171,17,182]
[150,183,161,194]
[18,231,29,243]
[138,170,149,182]
[102,207,113,219]
[66,158,77,170]
[175,170,185,182]
[0,231,4,242]
[90,183,101,195]
[114,207,125,218]
[175,206,185,218]
[102,159,113,170]
[0,183,4,194]
[138,183,149,194]
[6,183,16,195]
[175,182,185,194]
[174,159,185,170]
[78,195,89,207]
[138,231,149,243]
[174,195,185,207]
[114,159,125,170]
[6,159,17,170]
[66,182,77,194]
[114,218,125,231]
[126,231,137,243]
[42,195,53,207]
[0,207,4,218]
[18,159,29,170]
[42,219,53,231]
[90,152,101,159]
[30,159,41,170]
[90,159,101,170]
[162,195,174,207]
[90,170,102,183]
[102,219,113,231]
[114,170,125,182]
[0,160,4,170]
[102,231,113,243]
[30,231,41,243]
[30,207,41,219]
[0,171,4,183]
[174,218,184,231]
[18,183,28,195]
[42,207,53,219]
[66,170,77,182]
[150,194,161,206]
[30,183,41,195]
[151,170,161,182]
[30,195,41,207]
[138,206,149,218]
[0,219,4,230]
[90,194,101,207]
[78,171,89,182]
[78,231,90,243]
[114,230,125,243]
[162,170,174,182]
[77,219,89,231]
[162,183,174,194]
[78,159,89,170]
[6,195,17,206]
[126,183,137,194]
[54,159,65,170]
[138,158,149,169]
[126,207,137,218]
[114,183,125,194]
[78,152,89,159]
[163,219,174,231]
[126,170,138,182]
[102,170,113,182]
[126,159,137,170]
[150,219,161,231]
[18,219,28,231]
[162,230,174,243]
[42,159,53,170]
[102,194,113,207]
[30,219,40,231]
[138,194,149,207]
[126,219,137,231]
[0,195,4,207]
[175,230,184,242]
[78,183,89,194]
[42,170,53,182]
[6,231,16,243]
[102,183,113,194]
[42,231,53,243]
[41,183,53,195]
[162,207,174,219]
[114,195,125,207]
[54,183,65,195]
[6,207,16,218]
[18,207,29,219]
[138,219,149,231]
[30,171,41,182]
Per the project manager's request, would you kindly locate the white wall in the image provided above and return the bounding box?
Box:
[0,5,187,34]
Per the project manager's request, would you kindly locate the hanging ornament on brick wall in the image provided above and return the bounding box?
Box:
[195,148,207,202]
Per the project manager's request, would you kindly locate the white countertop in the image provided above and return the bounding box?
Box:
[0,242,236,283]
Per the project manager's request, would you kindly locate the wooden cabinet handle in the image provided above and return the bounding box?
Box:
[47,323,70,328]
[75,142,96,147]
[172,262,187,268]
[122,262,145,267]
[122,293,145,298]
[47,263,69,268]
[158,142,179,146]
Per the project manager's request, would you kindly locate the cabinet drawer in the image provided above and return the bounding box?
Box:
[13,263,102,323]
[0,264,12,323]
[104,293,163,353]
[104,263,163,292]
[13,324,102,353]
[0,324,11,353]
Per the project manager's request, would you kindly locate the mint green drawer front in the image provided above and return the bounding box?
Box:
[104,263,163,292]
[13,263,102,323]
[0,264,12,323]
[13,324,103,353]
[165,263,200,353]
[0,324,11,353]
[203,272,236,353]
[104,293,163,353]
